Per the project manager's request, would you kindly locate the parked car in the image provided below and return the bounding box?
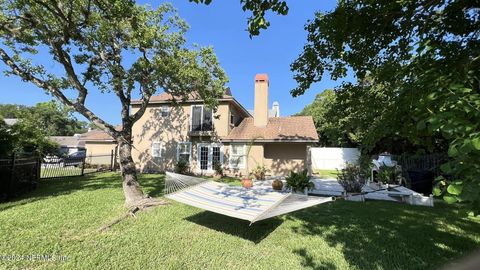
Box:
[43,151,86,167]
[63,151,86,167]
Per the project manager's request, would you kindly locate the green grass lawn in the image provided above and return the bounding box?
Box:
[1,173,479,269]
[314,169,339,179]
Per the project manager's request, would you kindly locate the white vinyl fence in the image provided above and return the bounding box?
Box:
[311,147,360,170]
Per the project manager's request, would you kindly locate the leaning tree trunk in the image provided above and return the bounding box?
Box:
[118,138,146,207]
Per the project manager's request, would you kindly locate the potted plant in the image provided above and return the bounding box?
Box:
[376,165,404,188]
[285,169,313,195]
[251,165,267,180]
[337,163,365,202]
[241,177,253,188]
[240,136,263,188]
[272,178,283,191]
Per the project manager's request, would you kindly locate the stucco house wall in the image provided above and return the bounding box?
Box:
[130,101,232,172]
[84,141,117,165]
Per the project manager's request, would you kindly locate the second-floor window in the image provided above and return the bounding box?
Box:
[161,105,170,117]
[191,105,213,131]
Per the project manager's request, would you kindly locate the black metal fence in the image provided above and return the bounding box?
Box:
[392,153,448,177]
[0,153,40,201]
[41,151,118,179]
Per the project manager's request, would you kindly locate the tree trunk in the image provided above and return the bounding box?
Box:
[118,138,145,207]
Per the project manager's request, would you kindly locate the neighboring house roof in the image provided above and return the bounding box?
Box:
[50,136,86,148]
[222,116,319,142]
[131,90,251,117]
[80,129,116,142]
[3,118,18,126]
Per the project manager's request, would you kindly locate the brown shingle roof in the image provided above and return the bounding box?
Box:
[49,136,85,147]
[131,90,233,104]
[80,129,116,142]
[222,116,319,142]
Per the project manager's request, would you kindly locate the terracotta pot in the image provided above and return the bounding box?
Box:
[254,172,265,180]
[272,179,283,191]
[241,178,253,188]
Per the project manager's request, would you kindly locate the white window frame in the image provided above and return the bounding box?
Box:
[161,105,170,117]
[151,141,163,158]
[229,144,246,169]
[190,105,213,131]
[196,143,224,173]
[176,142,192,163]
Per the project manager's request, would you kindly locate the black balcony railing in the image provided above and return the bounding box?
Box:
[189,122,214,135]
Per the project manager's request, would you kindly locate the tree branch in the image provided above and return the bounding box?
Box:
[0,48,118,138]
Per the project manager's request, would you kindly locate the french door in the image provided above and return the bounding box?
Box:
[197,143,223,172]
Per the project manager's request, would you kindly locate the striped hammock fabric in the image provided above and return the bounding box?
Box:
[165,172,334,224]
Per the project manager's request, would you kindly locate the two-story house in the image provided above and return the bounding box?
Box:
[130,74,319,176]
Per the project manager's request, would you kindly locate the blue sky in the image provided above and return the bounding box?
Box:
[0,0,351,124]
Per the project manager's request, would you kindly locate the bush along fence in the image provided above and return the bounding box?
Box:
[0,153,40,201]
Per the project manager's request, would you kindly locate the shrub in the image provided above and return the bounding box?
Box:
[337,163,365,193]
[174,160,189,175]
[285,169,313,193]
[376,165,404,185]
[213,161,223,177]
[251,165,267,180]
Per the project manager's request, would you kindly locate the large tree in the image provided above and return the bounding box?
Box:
[0,0,227,208]
[289,0,479,213]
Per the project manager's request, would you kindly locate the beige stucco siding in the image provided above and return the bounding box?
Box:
[222,143,308,177]
[263,143,307,176]
[84,141,117,165]
[130,102,231,172]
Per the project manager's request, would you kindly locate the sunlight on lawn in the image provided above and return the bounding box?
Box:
[0,172,478,269]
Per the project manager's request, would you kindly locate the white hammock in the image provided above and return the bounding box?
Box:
[165,172,334,224]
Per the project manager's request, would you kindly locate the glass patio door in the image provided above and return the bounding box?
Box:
[197,143,223,172]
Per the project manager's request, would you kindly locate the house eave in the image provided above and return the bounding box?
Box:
[220,139,318,143]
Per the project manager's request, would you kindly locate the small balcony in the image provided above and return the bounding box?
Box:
[188,123,214,136]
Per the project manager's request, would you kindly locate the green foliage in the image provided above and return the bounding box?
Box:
[250,164,267,180]
[189,0,288,37]
[213,160,223,176]
[0,101,88,136]
[297,89,354,147]
[376,165,403,185]
[0,117,58,157]
[290,0,480,214]
[336,163,365,193]
[174,160,190,175]
[0,117,16,156]
[285,169,313,193]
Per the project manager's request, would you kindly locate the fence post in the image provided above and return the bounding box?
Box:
[36,153,41,180]
[9,153,16,198]
[110,149,114,171]
[81,156,85,176]
[114,146,118,171]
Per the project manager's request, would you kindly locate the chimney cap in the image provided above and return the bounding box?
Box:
[255,73,269,82]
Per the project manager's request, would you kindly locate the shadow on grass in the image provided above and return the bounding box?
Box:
[186,211,283,244]
[287,201,480,269]
[0,172,166,211]
[294,248,337,270]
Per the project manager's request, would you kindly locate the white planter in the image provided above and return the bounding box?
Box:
[293,187,309,196]
[345,193,365,202]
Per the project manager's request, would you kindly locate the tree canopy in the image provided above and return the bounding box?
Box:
[291,0,479,213]
[0,0,228,206]
[0,101,88,136]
